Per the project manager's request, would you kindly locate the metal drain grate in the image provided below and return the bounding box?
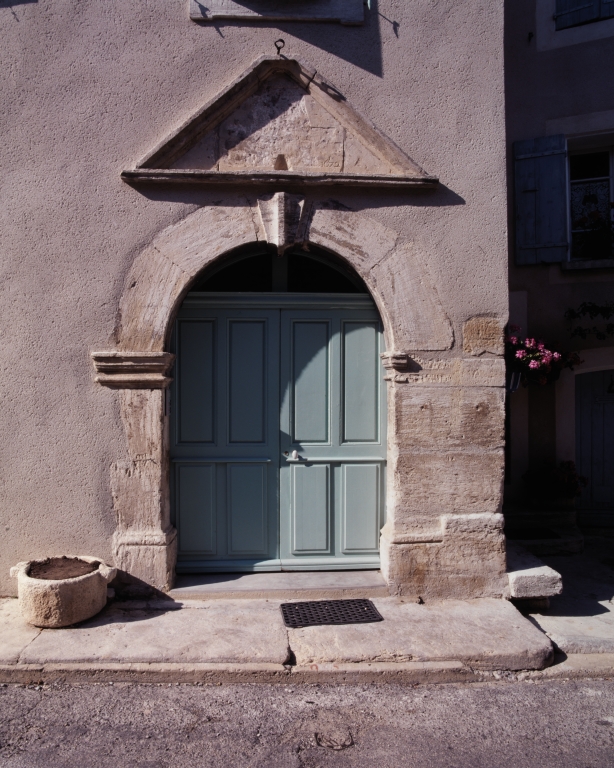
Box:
[280,599,384,629]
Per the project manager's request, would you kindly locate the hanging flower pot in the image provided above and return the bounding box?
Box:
[9,556,117,628]
[505,326,583,388]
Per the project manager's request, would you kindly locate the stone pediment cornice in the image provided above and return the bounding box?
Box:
[121,56,437,191]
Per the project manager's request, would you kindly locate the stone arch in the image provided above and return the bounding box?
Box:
[115,200,452,356]
[92,198,455,593]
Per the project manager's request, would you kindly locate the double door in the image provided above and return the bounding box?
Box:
[170,293,386,571]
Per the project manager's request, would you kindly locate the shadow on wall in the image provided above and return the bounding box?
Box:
[0,0,37,9]
[125,185,466,213]
[194,0,396,77]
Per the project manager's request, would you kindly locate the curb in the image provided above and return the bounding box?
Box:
[0,654,612,685]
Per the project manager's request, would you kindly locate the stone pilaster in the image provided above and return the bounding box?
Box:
[93,353,177,593]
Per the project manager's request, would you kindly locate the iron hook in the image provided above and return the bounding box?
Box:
[274,39,285,56]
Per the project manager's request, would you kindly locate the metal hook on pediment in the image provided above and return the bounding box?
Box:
[274,39,285,56]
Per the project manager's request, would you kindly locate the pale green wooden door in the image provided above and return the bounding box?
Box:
[279,301,386,569]
[171,293,385,572]
[171,301,280,572]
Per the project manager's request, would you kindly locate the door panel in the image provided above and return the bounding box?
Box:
[176,463,216,554]
[228,320,267,443]
[178,321,215,444]
[342,463,380,552]
[227,463,268,554]
[292,464,330,553]
[292,321,330,443]
[343,322,379,443]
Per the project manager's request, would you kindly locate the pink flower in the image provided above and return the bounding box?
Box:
[537,342,545,351]
[528,360,540,369]
[516,350,527,359]
[525,338,536,349]
[509,336,518,345]
[553,352,561,361]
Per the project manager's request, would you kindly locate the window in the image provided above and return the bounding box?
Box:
[569,150,614,260]
[555,0,614,31]
[513,135,614,266]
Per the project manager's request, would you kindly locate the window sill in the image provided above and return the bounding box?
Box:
[562,259,614,271]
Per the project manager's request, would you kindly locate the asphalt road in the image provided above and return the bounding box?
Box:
[0,679,613,767]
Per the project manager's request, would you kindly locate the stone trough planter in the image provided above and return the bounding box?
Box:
[10,556,117,628]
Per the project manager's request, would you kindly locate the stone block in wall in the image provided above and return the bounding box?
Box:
[463,316,505,356]
[113,532,177,594]
[381,514,508,600]
[370,245,454,351]
[393,386,505,450]
[392,357,505,387]
[152,203,261,277]
[118,245,189,353]
[391,451,505,516]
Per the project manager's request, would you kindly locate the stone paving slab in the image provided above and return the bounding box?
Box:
[529,609,614,654]
[19,600,290,665]
[289,598,554,670]
[530,545,614,654]
[0,599,41,663]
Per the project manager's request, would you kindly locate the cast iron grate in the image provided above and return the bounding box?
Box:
[280,599,384,629]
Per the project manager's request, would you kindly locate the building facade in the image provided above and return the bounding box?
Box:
[505,0,614,535]
[1,1,510,597]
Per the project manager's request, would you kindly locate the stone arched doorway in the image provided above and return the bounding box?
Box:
[170,243,386,573]
[92,197,506,600]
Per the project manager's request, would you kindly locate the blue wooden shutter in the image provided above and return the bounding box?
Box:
[514,135,569,265]
[601,0,614,20]
[554,0,600,29]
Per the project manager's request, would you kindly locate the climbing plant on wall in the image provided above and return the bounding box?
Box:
[564,301,614,341]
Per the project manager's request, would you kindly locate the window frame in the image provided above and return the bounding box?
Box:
[567,146,614,262]
[554,0,614,31]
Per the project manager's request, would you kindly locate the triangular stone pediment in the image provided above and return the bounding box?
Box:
[122,57,437,189]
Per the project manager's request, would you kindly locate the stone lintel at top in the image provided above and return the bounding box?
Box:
[189,0,364,25]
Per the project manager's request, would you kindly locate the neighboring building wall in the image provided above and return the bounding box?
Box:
[0,1,509,596]
[505,0,614,508]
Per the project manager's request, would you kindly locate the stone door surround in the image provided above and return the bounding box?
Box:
[92,197,508,599]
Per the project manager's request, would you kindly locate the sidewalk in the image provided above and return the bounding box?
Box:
[1,543,613,686]
[527,539,614,654]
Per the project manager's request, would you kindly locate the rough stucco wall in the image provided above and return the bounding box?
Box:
[0,0,507,595]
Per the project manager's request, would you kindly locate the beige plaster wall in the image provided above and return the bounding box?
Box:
[0,0,507,595]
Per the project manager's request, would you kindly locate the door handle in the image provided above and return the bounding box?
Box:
[284,450,303,462]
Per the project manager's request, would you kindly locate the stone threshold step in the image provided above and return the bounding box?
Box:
[1,654,612,685]
[169,570,389,601]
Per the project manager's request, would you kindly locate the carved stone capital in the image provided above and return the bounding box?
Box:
[380,351,411,382]
[257,192,310,255]
[92,351,175,389]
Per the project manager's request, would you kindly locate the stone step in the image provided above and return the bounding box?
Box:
[169,570,390,601]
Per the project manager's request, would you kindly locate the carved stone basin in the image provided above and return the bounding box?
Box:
[10,556,117,628]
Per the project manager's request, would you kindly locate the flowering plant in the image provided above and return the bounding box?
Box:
[505,326,582,387]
